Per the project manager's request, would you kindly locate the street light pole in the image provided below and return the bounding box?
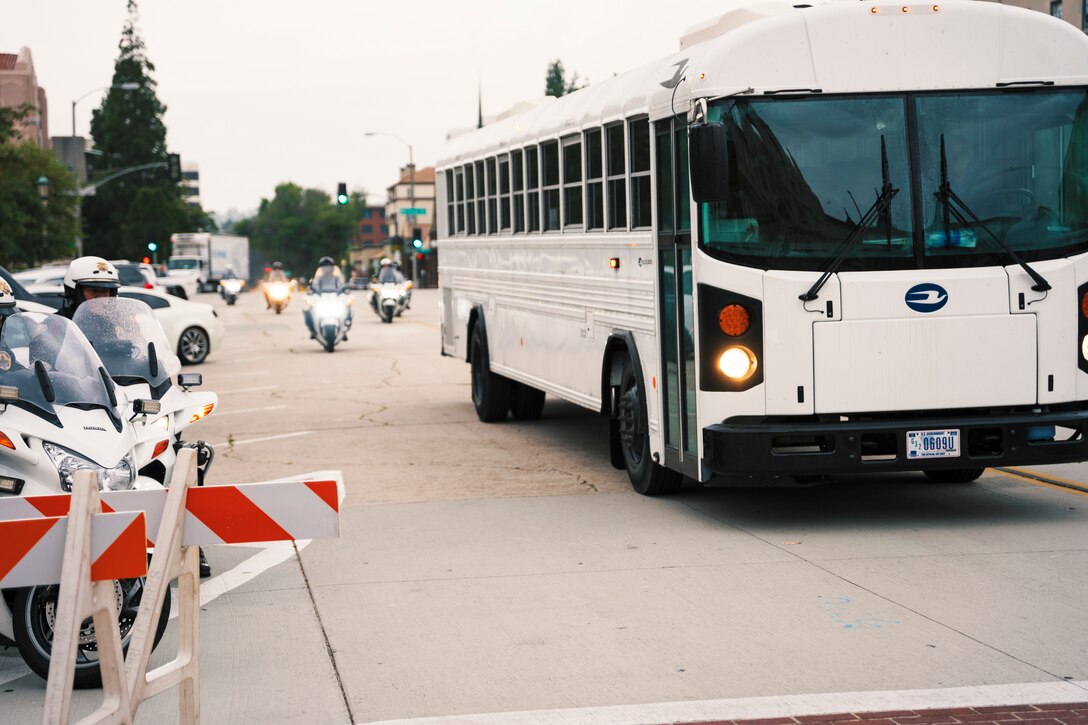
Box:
[71,83,140,138]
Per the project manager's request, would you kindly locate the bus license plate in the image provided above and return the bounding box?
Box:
[906,429,961,459]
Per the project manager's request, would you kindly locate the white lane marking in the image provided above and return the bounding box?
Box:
[212,404,289,417]
[217,385,277,395]
[208,431,312,449]
[366,680,1088,725]
[168,540,312,619]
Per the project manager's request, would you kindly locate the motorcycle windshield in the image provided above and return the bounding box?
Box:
[72,297,180,397]
[0,312,119,427]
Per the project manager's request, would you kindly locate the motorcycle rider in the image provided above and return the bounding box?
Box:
[263,261,289,309]
[371,258,406,313]
[55,258,214,576]
[305,256,351,338]
[57,256,120,319]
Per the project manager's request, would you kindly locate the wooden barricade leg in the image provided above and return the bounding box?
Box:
[42,471,133,725]
[123,448,200,724]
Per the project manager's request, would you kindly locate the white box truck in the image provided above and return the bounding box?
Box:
[168,233,249,292]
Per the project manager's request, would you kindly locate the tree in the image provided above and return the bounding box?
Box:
[235,183,367,276]
[0,104,80,266]
[83,0,209,261]
[545,59,585,98]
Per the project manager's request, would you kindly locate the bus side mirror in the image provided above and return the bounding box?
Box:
[689,122,728,204]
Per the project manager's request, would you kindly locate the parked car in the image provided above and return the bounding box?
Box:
[12,265,68,287]
[154,263,197,300]
[27,284,224,365]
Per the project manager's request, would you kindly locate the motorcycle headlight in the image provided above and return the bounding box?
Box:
[316,300,345,317]
[43,443,137,492]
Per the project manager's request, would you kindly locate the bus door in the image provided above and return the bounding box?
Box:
[655,119,698,477]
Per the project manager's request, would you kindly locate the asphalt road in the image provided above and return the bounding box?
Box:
[1,286,1086,724]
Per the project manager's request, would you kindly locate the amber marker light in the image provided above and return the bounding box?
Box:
[190,403,215,424]
[719,304,751,336]
[153,439,170,459]
[1081,291,1088,318]
[609,257,620,270]
[870,6,879,13]
[932,4,940,10]
[0,432,14,450]
[901,5,911,11]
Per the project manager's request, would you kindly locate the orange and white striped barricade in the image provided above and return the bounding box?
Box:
[0,469,149,725]
[0,449,343,725]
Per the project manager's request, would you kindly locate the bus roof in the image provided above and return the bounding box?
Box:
[439,0,1088,167]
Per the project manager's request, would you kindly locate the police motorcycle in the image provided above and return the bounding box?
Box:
[370,280,411,323]
[71,297,217,488]
[219,277,243,306]
[0,305,170,688]
[304,284,352,354]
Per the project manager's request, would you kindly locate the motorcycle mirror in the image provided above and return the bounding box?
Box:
[0,385,19,402]
[133,399,162,416]
[178,373,203,388]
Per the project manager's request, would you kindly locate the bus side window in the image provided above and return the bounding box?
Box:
[606,124,627,230]
[585,128,604,231]
[630,118,652,228]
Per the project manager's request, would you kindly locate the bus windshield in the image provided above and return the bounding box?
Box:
[699,88,1088,271]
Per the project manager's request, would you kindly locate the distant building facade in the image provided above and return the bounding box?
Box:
[0,47,49,148]
[384,165,437,287]
[181,162,200,207]
[348,206,388,276]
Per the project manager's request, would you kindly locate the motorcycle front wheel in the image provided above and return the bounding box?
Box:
[13,576,171,689]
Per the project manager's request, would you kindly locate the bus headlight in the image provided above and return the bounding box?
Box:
[1082,334,1088,362]
[718,346,758,381]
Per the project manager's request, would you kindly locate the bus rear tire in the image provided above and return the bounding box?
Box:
[923,468,985,483]
[509,382,545,421]
[617,356,682,495]
[470,322,510,422]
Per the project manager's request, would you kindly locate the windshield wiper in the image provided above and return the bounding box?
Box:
[934,134,1051,292]
[800,136,899,302]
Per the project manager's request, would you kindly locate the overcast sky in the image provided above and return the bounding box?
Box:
[3,1,735,217]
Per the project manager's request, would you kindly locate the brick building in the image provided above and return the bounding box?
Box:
[0,47,49,148]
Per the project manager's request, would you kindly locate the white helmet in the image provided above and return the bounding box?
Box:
[380,257,393,266]
[0,280,15,316]
[61,256,120,318]
[64,256,120,292]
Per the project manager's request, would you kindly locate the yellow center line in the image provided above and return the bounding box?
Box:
[991,466,1088,497]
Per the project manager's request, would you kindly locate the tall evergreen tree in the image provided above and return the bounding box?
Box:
[545,60,585,98]
[83,0,206,261]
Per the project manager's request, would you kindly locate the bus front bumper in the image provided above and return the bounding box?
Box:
[702,408,1088,477]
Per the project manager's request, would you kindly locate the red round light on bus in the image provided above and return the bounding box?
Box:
[1081,291,1088,318]
[719,305,751,336]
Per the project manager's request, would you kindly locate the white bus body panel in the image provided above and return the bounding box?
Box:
[813,314,1037,413]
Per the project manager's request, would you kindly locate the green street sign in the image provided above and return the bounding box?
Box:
[399,208,426,215]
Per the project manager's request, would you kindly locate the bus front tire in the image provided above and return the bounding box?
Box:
[616,356,682,496]
[923,468,985,483]
[470,322,510,422]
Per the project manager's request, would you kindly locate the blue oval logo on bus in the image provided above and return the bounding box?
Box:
[905,283,948,313]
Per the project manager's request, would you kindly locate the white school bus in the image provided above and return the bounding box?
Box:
[436,0,1088,494]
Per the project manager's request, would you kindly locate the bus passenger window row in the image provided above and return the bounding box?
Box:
[444,117,652,237]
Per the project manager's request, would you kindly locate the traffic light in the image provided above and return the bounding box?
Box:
[336,182,348,205]
[412,227,423,249]
[147,242,157,252]
[167,153,182,183]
